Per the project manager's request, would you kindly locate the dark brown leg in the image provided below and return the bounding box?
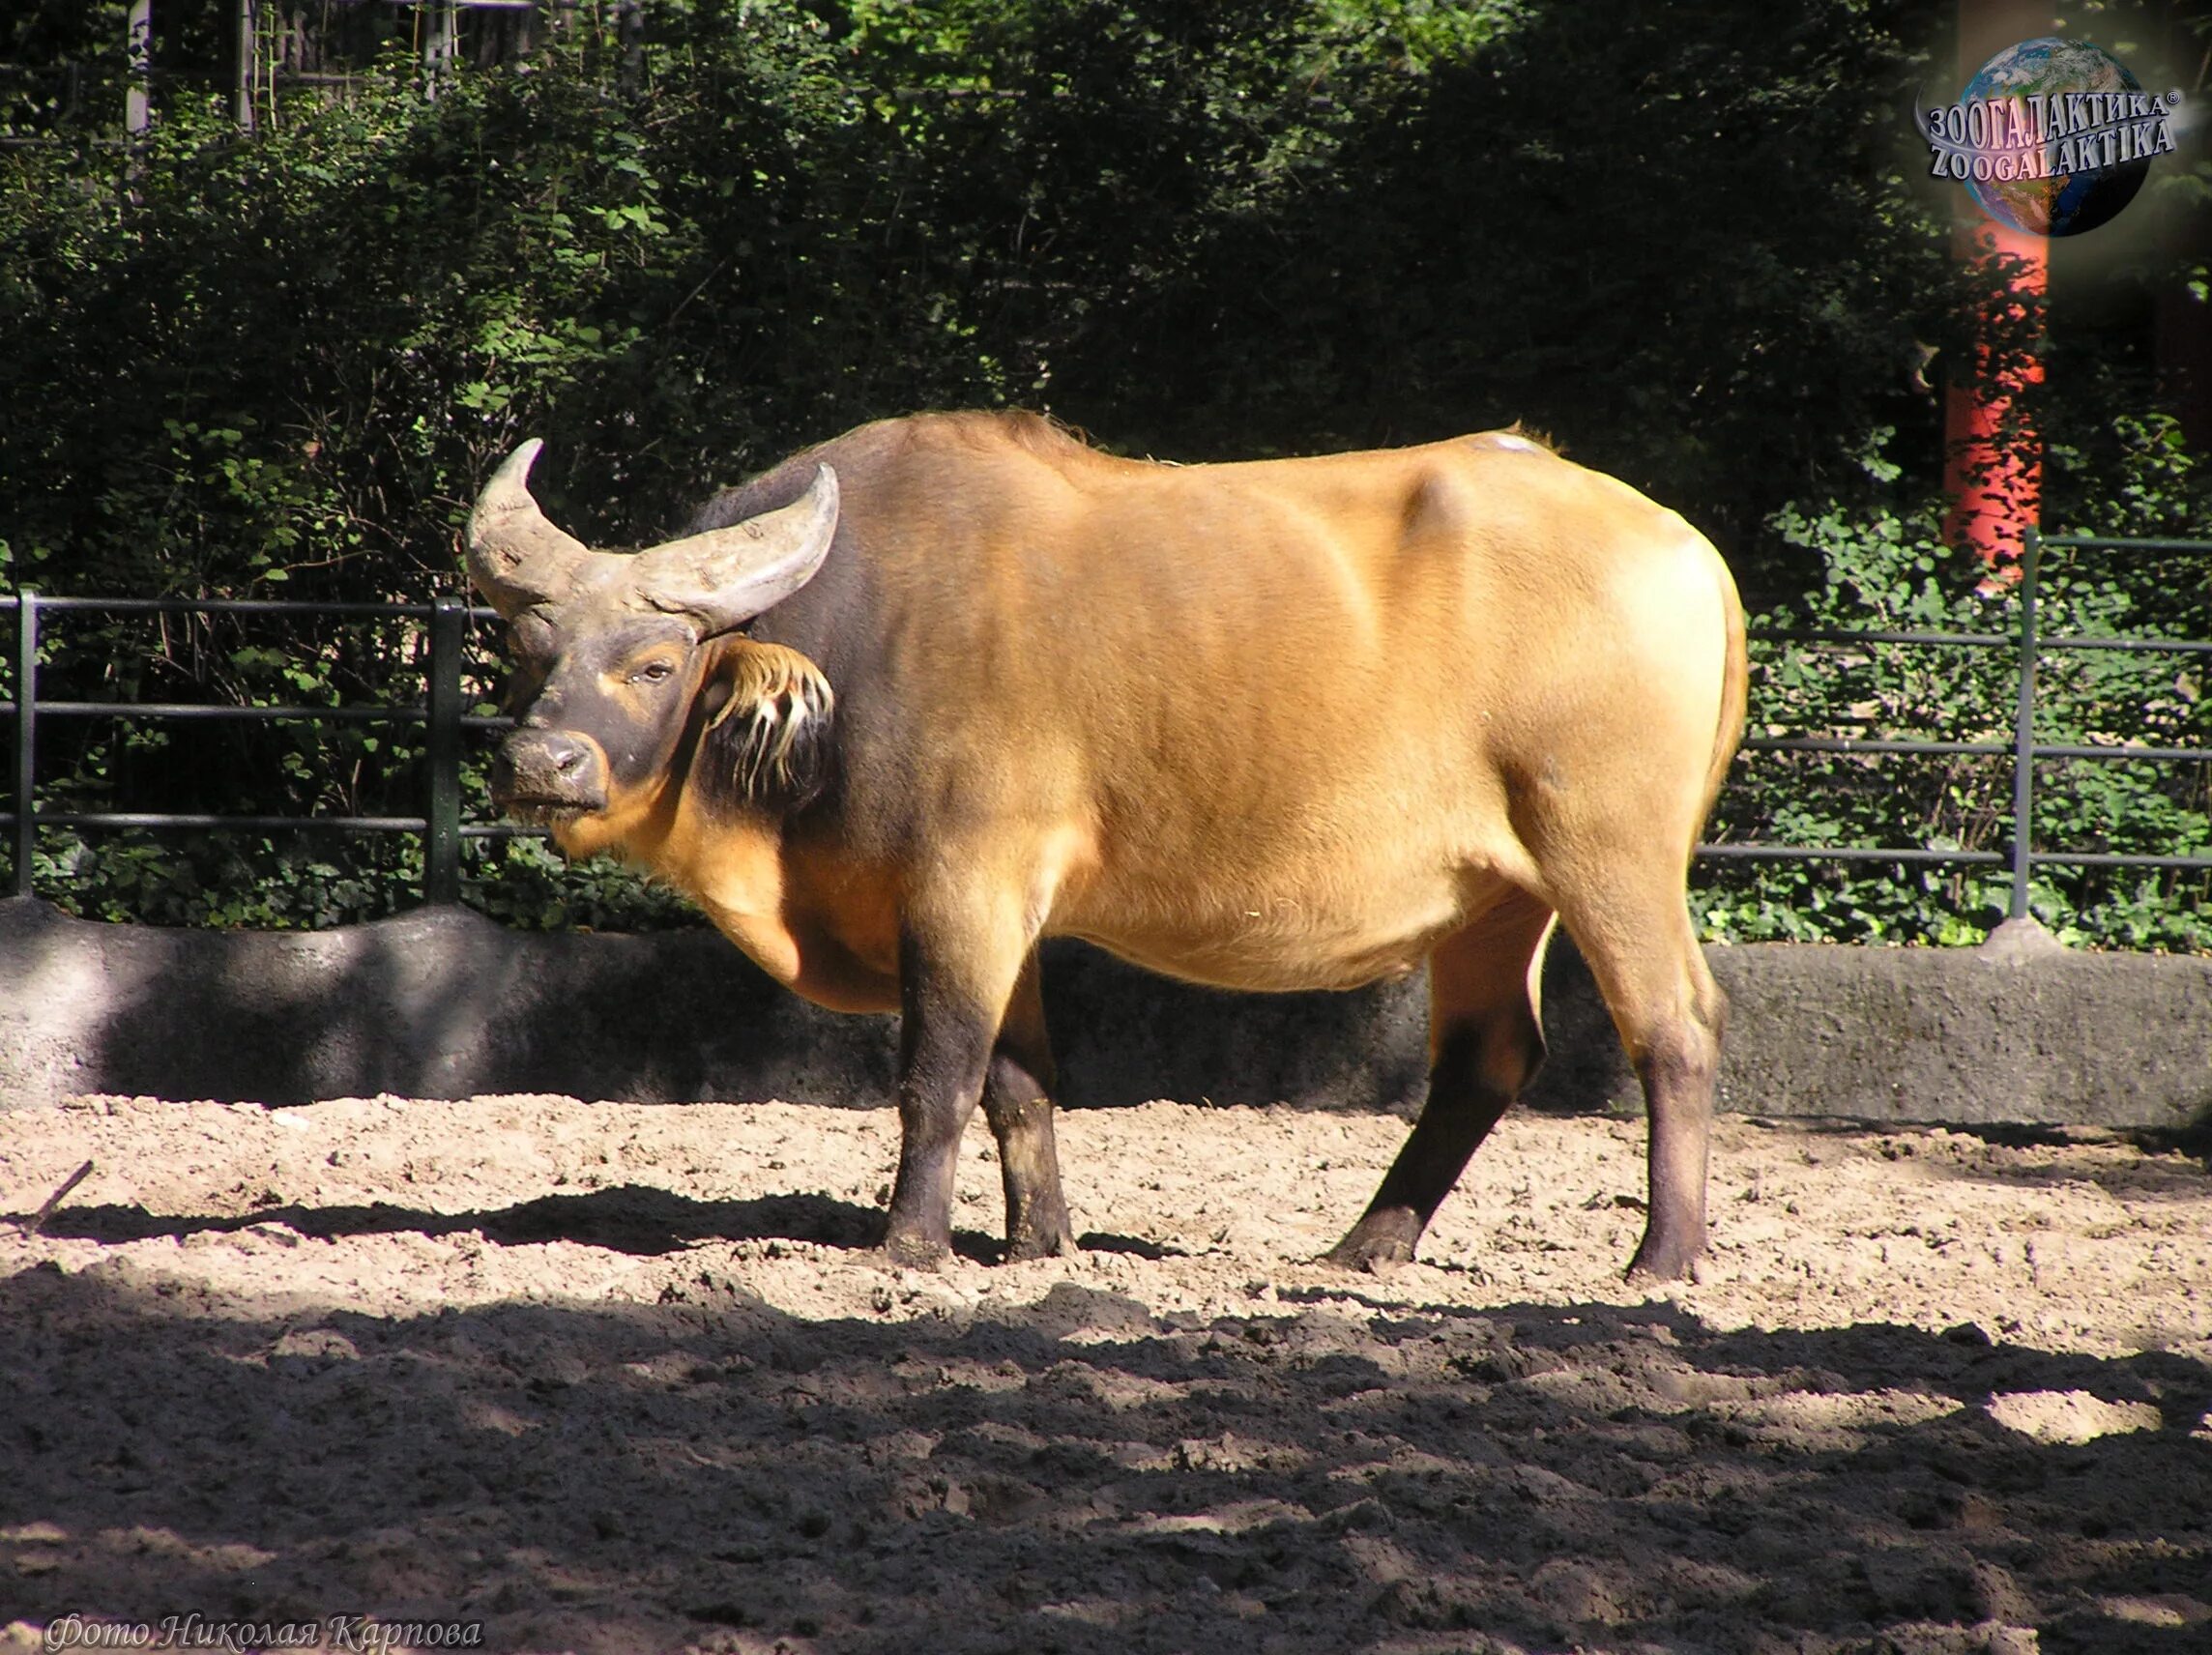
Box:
[1326,894,1557,1271]
[881,923,1020,1271]
[1622,983,1725,1282]
[980,950,1075,1261]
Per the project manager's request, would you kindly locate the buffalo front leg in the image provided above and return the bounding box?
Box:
[1326,895,1557,1271]
[881,910,1030,1271]
[980,949,1075,1262]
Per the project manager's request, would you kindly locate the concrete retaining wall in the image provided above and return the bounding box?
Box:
[2,895,2207,1129]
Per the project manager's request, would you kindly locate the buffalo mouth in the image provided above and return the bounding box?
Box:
[495,793,604,828]
[492,730,609,822]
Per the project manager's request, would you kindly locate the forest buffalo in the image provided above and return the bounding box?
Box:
[466,412,1747,1280]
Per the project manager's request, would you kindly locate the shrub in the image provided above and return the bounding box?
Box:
[1699,429,2212,951]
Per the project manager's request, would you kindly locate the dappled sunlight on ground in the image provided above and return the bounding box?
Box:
[2,1096,2207,1653]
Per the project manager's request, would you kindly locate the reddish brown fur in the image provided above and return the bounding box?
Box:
[474,412,1748,1278]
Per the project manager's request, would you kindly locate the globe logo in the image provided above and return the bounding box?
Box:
[1924,38,2180,236]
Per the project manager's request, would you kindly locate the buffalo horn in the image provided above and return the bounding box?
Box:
[631,464,841,635]
[465,439,595,619]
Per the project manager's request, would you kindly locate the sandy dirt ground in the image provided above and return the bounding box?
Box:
[1,1091,2208,1655]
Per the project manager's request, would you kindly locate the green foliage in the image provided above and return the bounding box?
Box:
[44,831,414,930]
[1699,425,2212,951]
[463,834,705,934]
[5,0,1973,590]
[0,2,2204,945]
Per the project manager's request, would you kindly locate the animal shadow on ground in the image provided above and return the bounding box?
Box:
[25,1189,1171,1267]
[2,1256,2206,1653]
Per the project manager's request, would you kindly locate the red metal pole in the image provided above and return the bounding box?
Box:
[1944,0,2053,582]
[1944,221,2047,580]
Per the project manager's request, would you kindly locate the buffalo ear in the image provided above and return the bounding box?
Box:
[695,640,836,815]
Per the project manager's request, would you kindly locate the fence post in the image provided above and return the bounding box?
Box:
[13,590,37,898]
[422,0,458,98]
[235,0,260,133]
[125,2,152,135]
[618,0,645,94]
[425,595,464,906]
[2006,527,2041,921]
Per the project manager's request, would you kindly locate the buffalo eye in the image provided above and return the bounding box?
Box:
[629,659,677,686]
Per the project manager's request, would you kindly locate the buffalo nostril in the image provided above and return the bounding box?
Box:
[528,733,588,773]
[496,730,601,806]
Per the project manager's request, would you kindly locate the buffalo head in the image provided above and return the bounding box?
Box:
[466,440,840,849]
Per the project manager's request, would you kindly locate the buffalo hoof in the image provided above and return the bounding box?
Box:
[883,1229,951,1271]
[1004,1224,1076,1264]
[1321,1221,1419,1275]
[1624,1234,1703,1285]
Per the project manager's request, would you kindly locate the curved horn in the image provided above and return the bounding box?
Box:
[632,464,841,635]
[465,439,594,620]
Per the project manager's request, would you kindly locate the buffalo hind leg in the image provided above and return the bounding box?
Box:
[1555,887,1727,1282]
[980,950,1076,1262]
[881,906,1030,1270]
[1325,894,1557,1271]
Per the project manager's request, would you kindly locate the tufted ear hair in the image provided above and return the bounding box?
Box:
[694,639,837,816]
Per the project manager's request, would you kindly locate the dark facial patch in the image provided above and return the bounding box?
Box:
[509,609,560,663]
[501,602,583,721]
[695,639,837,817]
[509,615,702,804]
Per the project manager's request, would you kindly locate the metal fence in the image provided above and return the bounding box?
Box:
[0,592,503,906]
[1708,528,2212,918]
[3,526,2209,916]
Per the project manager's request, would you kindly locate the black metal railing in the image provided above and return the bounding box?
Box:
[1699,528,2212,917]
[3,526,2208,916]
[0,592,516,906]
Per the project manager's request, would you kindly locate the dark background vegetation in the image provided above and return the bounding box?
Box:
[0,0,2207,945]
